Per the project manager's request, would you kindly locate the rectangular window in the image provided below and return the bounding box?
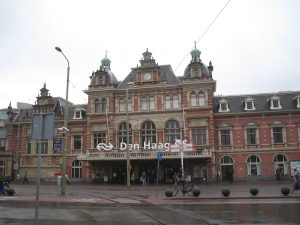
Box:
[73,135,82,150]
[36,140,48,154]
[220,102,227,111]
[93,132,106,148]
[272,99,279,108]
[0,139,5,151]
[246,101,253,110]
[27,139,31,154]
[192,127,207,145]
[273,127,283,143]
[246,128,257,145]
[221,130,231,145]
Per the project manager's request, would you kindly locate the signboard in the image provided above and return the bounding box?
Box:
[53,139,62,153]
[157,151,163,161]
[290,161,300,175]
[31,113,55,140]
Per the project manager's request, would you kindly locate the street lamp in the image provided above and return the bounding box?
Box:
[55,46,70,195]
[126,82,134,188]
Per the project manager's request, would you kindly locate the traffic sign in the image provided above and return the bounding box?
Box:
[157,151,163,161]
[14,164,18,170]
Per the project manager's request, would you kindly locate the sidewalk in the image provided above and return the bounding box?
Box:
[1,180,299,205]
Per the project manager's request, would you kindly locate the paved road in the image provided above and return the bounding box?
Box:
[0,181,299,224]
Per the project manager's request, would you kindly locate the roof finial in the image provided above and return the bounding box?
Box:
[194,41,197,49]
[105,50,107,58]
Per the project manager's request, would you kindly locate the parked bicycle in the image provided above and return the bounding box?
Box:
[169,169,198,196]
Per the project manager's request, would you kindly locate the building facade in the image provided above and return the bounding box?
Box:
[1,46,300,184]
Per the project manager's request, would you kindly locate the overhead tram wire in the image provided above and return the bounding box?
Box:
[174,0,232,73]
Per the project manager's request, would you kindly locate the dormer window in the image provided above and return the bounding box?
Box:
[269,95,282,110]
[244,97,256,111]
[293,95,300,109]
[73,108,86,119]
[218,99,230,112]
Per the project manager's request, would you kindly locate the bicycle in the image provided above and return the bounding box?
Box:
[169,169,198,197]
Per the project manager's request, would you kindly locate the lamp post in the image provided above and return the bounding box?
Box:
[126,82,134,188]
[55,46,70,195]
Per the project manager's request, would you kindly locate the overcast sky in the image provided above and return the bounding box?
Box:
[1,0,299,109]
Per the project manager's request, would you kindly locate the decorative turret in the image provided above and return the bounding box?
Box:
[101,50,111,69]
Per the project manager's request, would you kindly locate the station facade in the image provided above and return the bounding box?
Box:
[1,46,300,184]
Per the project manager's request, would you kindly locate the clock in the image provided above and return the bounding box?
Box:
[144,72,152,81]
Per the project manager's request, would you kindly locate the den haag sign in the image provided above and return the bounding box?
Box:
[96,139,195,152]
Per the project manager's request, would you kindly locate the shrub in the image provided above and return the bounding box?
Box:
[165,189,173,197]
[222,189,230,197]
[281,187,290,196]
[5,188,15,196]
[250,188,259,196]
[192,188,200,197]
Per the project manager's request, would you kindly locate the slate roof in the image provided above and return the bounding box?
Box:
[213,91,300,114]
[117,65,179,89]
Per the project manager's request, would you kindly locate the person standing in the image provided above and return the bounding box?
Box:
[23,171,29,184]
[276,167,282,181]
[0,172,5,195]
[141,171,147,186]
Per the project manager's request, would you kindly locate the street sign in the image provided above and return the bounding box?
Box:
[14,164,18,170]
[157,151,163,161]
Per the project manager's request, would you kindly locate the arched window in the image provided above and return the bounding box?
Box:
[141,97,148,110]
[141,121,156,145]
[71,160,82,179]
[274,154,288,175]
[165,96,171,109]
[165,120,180,144]
[149,96,155,110]
[118,122,132,147]
[0,161,5,174]
[247,155,261,176]
[199,92,205,107]
[221,156,233,164]
[190,92,197,107]
[119,98,125,112]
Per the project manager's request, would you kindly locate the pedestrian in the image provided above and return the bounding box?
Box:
[276,167,282,181]
[0,171,5,195]
[23,171,29,184]
[292,169,300,193]
[66,174,70,185]
[141,171,147,186]
[16,173,20,183]
[216,169,221,183]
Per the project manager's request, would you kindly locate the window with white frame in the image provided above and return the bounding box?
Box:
[73,135,82,150]
[172,95,179,108]
[190,92,197,107]
[274,154,288,175]
[149,96,155,110]
[272,127,284,144]
[165,96,171,109]
[218,99,230,112]
[247,155,261,176]
[244,97,256,111]
[192,127,207,145]
[293,95,300,109]
[269,95,282,109]
[141,97,148,111]
[220,129,231,146]
[71,160,82,178]
[119,98,125,112]
[245,124,258,145]
[93,132,106,148]
[165,120,180,144]
[94,98,107,113]
[199,92,205,107]
[118,122,132,147]
[141,121,156,145]
[36,140,48,154]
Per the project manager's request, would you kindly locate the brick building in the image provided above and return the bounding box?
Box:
[1,46,300,183]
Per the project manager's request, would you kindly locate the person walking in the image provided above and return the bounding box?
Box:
[292,169,300,193]
[141,171,147,186]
